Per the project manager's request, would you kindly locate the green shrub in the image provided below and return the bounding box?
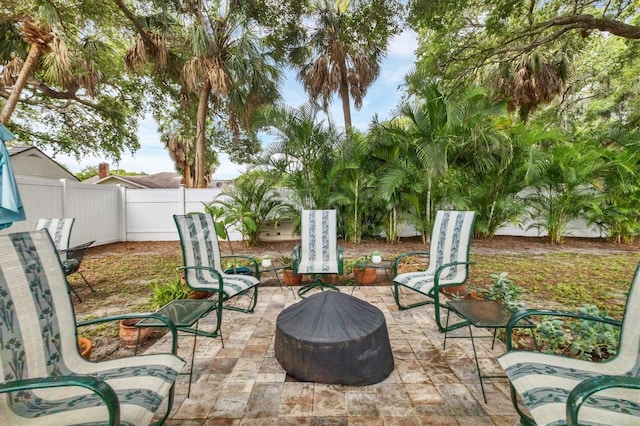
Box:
[150,277,189,309]
[537,305,620,361]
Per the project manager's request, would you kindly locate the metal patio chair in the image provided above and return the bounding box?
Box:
[498,262,640,426]
[173,213,260,341]
[392,210,476,332]
[292,209,344,298]
[36,217,95,301]
[0,230,185,425]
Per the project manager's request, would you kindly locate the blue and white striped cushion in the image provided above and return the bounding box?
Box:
[0,231,185,425]
[297,210,339,274]
[174,213,259,297]
[393,210,475,294]
[499,264,640,425]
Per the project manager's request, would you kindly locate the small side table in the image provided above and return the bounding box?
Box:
[258,261,295,297]
[137,299,218,397]
[443,300,535,403]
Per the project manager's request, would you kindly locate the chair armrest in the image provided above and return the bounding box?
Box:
[393,251,430,276]
[433,260,475,287]
[177,265,224,291]
[567,375,640,426]
[504,309,622,351]
[59,240,95,256]
[292,245,301,274]
[221,255,259,277]
[77,313,180,356]
[0,375,120,425]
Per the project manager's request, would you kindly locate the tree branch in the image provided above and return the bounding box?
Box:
[534,14,640,39]
[111,0,155,47]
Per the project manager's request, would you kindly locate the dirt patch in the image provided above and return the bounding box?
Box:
[75,235,639,361]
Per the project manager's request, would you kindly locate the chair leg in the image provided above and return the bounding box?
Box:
[392,282,467,333]
[298,277,340,298]
[78,271,96,292]
[68,283,83,303]
[223,287,259,314]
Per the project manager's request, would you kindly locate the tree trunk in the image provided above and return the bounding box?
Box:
[195,81,211,188]
[0,43,42,125]
[338,58,352,134]
[184,162,192,188]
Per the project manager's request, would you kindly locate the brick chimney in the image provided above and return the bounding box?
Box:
[98,162,110,179]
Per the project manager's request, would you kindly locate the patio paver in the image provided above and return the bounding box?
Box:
[148,286,521,425]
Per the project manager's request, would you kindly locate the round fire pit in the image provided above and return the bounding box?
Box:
[274,291,394,385]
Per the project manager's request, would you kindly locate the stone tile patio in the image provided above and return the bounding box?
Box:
[149,286,521,425]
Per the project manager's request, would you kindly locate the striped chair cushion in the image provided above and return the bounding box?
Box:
[35,217,75,260]
[393,210,475,294]
[174,213,259,297]
[499,263,640,425]
[297,210,339,274]
[0,231,184,425]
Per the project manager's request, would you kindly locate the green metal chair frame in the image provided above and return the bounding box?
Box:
[392,210,476,332]
[173,213,260,343]
[36,217,96,301]
[0,230,184,425]
[499,261,640,426]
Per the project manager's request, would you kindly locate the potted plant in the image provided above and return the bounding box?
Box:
[262,255,272,268]
[119,318,152,349]
[441,282,468,298]
[352,257,377,285]
[371,251,382,264]
[281,256,303,286]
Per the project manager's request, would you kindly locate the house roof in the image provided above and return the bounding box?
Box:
[8,146,79,181]
[85,172,231,189]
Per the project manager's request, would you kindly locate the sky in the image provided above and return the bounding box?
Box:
[49,30,418,180]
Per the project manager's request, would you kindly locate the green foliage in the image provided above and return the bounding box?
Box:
[149,278,189,309]
[75,165,148,180]
[537,318,567,353]
[523,142,605,244]
[209,171,287,246]
[485,272,525,311]
[537,305,620,361]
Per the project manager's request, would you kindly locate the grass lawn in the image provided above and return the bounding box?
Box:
[70,239,638,359]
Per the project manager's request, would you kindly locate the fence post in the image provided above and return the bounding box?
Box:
[60,178,68,217]
[119,185,127,242]
[179,184,186,214]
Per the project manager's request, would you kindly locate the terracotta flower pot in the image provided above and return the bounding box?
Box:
[119,318,152,349]
[465,291,485,301]
[321,274,340,285]
[441,284,467,298]
[354,267,376,285]
[283,269,303,286]
[188,289,211,299]
[78,337,92,359]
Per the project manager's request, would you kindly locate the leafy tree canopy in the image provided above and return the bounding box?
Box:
[409,0,640,120]
[75,165,148,181]
[1,1,149,161]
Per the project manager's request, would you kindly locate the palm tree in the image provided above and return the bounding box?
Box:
[524,142,605,244]
[296,0,402,134]
[1,7,107,125]
[118,1,281,188]
[255,102,342,210]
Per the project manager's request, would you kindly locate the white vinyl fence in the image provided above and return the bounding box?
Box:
[0,176,602,247]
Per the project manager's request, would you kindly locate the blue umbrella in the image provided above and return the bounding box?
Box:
[0,124,26,229]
